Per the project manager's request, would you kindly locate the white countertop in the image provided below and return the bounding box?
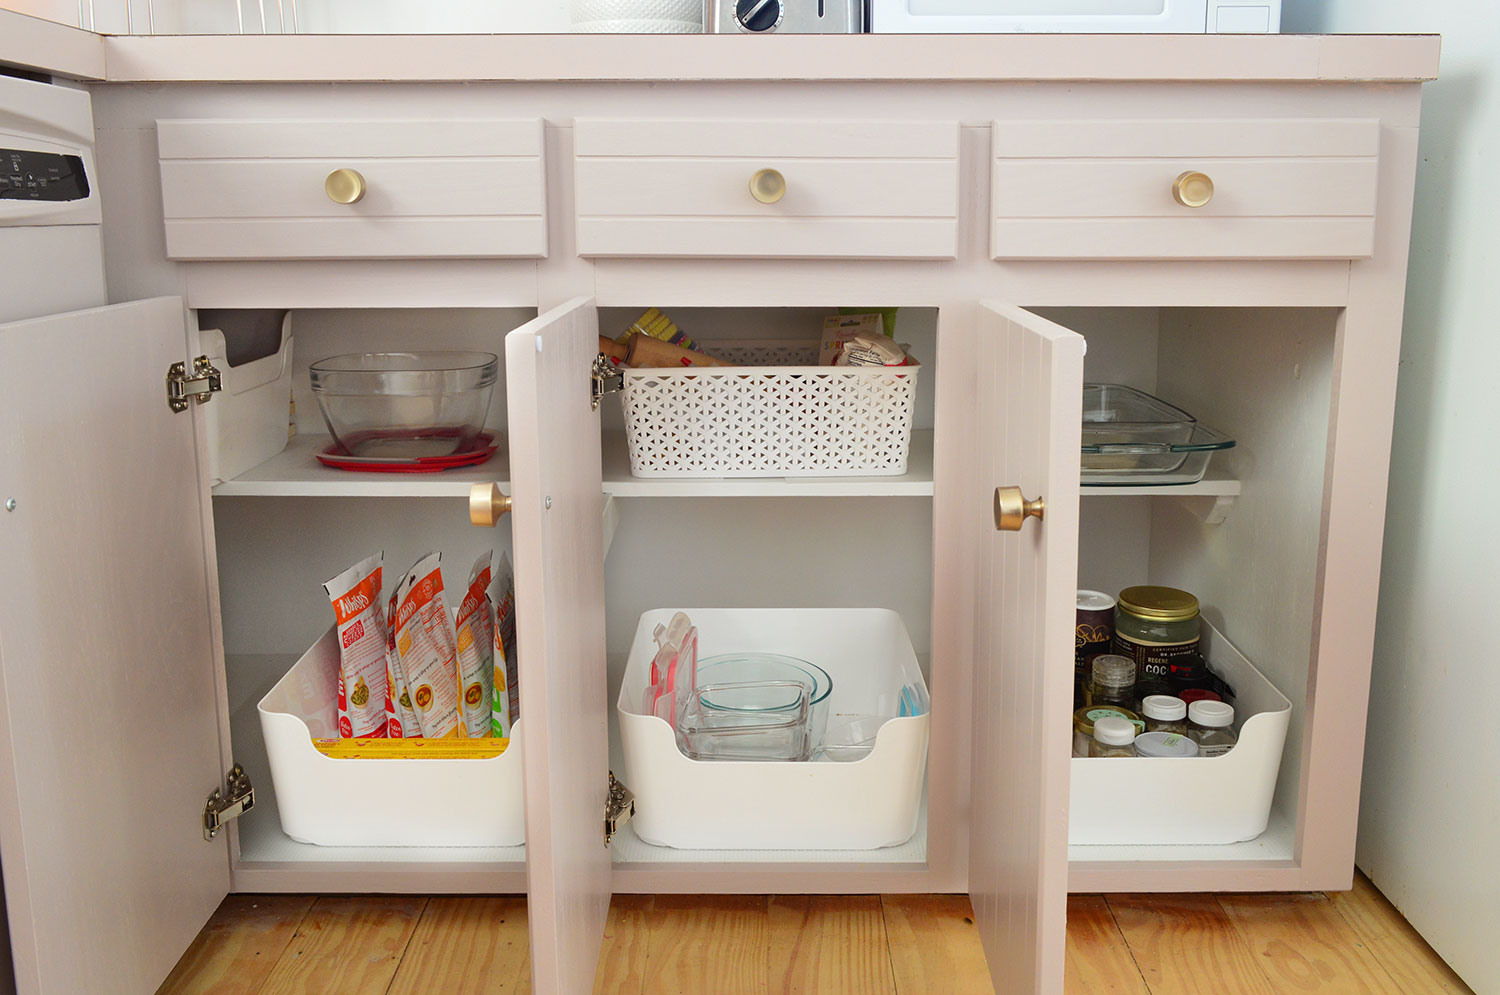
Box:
[1,11,1439,85]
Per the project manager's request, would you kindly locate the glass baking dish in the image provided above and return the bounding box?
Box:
[1081,384,1235,486]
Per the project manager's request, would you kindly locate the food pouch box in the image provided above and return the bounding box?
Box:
[323,552,388,739]
[454,552,495,739]
[386,588,420,738]
[394,552,462,739]
[819,313,885,366]
[492,552,519,737]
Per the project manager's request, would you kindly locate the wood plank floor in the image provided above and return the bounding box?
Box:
[157,874,1475,994]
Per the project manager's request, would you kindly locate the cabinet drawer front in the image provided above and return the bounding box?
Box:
[574,118,959,259]
[157,118,546,260]
[990,118,1380,261]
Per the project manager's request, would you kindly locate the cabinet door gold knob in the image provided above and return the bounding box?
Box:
[994,485,1045,532]
[749,168,787,204]
[325,168,367,205]
[470,482,513,527]
[1172,170,1214,209]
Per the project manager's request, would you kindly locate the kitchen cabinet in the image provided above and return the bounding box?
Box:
[0,22,1436,995]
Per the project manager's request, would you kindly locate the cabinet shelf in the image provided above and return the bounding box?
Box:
[211,434,510,498]
[1083,472,1242,524]
[601,430,936,498]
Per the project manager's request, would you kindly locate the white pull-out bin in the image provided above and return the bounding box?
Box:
[618,608,930,850]
[258,624,525,847]
[1069,619,1291,846]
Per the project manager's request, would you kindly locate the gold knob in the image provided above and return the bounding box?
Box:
[1172,170,1214,209]
[994,486,1044,532]
[469,482,512,527]
[749,168,786,205]
[324,168,366,205]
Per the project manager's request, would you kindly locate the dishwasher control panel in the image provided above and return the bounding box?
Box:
[1,149,90,202]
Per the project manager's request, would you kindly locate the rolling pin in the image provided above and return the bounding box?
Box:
[598,333,736,369]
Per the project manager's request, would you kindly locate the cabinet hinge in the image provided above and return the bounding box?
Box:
[203,763,254,841]
[591,353,624,411]
[604,770,634,847]
[167,355,223,413]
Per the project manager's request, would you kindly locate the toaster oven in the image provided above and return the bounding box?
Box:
[869,0,1280,33]
[708,0,865,33]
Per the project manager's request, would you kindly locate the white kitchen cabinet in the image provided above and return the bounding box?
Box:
[0,23,1436,995]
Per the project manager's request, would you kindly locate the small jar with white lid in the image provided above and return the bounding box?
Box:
[1187,700,1237,757]
[1140,694,1189,735]
[1134,731,1199,758]
[1088,716,1137,758]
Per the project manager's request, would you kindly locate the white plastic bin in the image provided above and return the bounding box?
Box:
[1069,620,1291,846]
[618,608,930,850]
[257,624,525,847]
[621,341,920,478]
[202,314,293,485]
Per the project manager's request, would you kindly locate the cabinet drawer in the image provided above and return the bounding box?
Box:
[990,119,1380,260]
[157,119,547,260]
[574,119,959,259]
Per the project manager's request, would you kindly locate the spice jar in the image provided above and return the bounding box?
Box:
[1075,590,1116,708]
[1072,706,1142,758]
[1088,716,1137,758]
[1086,654,1136,710]
[1134,731,1199,758]
[1140,694,1189,735]
[1187,700,1238,757]
[1113,586,1201,700]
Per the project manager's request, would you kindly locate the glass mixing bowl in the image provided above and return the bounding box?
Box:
[309,351,498,459]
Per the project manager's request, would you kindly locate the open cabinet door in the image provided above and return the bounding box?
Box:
[969,302,1083,994]
[0,298,230,994]
[507,297,611,995]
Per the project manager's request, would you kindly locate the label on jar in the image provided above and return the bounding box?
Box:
[1198,742,1234,758]
[1075,620,1113,676]
[1113,632,1200,687]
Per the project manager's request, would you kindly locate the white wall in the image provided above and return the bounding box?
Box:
[1283,4,1500,992]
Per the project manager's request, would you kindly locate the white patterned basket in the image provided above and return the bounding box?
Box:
[621,341,920,478]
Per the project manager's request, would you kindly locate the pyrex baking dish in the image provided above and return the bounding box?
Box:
[1081,384,1235,485]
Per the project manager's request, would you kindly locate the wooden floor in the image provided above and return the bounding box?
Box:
[157,873,1474,995]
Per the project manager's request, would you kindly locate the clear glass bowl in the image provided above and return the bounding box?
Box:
[676,681,813,762]
[1081,384,1235,485]
[694,653,833,750]
[308,352,499,459]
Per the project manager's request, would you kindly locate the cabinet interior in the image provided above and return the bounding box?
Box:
[1044,305,1338,868]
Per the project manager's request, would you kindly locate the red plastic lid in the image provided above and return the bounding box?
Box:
[1178,688,1223,706]
[316,431,498,473]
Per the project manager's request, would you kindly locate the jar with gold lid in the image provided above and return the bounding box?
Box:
[1113,585,1200,700]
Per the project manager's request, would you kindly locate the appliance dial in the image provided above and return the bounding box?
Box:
[735,0,784,32]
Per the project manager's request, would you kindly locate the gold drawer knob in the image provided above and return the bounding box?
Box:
[994,485,1044,532]
[1172,170,1214,209]
[469,482,513,527]
[324,168,367,205]
[749,168,786,204]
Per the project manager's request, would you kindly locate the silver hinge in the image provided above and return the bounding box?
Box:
[604,770,634,847]
[167,355,223,413]
[591,353,624,411]
[203,763,254,841]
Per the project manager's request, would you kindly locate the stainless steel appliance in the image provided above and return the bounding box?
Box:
[708,0,865,33]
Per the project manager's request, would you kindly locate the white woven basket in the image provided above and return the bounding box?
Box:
[621,341,920,478]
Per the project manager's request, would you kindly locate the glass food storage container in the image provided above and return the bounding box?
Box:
[1081,384,1235,485]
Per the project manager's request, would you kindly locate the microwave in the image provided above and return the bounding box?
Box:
[869,0,1280,33]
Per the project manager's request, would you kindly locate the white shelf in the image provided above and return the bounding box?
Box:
[212,434,509,498]
[601,430,935,498]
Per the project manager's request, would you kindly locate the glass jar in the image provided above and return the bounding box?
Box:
[1140,694,1189,735]
[1085,654,1136,710]
[1072,706,1141,757]
[1113,586,1201,700]
[1187,699,1238,757]
[1088,716,1137,758]
[1134,731,1199,758]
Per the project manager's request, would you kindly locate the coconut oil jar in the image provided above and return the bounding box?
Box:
[1112,586,1201,700]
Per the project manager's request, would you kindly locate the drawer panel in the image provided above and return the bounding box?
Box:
[574,118,959,259]
[991,118,1380,261]
[157,118,546,260]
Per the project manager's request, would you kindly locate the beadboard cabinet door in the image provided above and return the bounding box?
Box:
[0,297,229,995]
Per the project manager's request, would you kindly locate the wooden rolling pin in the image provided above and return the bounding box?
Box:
[598,333,736,369]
